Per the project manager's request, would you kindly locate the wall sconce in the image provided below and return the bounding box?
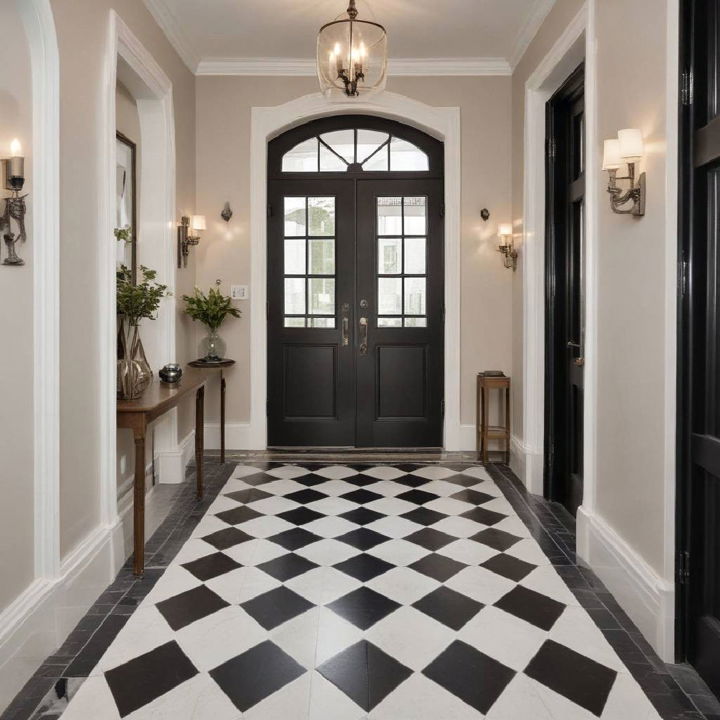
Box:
[1,139,28,266]
[497,223,517,271]
[603,128,646,216]
[177,214,205,268]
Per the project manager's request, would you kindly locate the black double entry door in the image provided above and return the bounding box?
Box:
[268,165,444,448]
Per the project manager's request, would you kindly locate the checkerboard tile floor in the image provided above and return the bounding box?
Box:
[57,463,662,719]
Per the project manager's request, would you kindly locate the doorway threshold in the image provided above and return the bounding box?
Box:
[222,448,480,464]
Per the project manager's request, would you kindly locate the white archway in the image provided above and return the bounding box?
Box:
[249,92,461,450]
[99,12,177,532]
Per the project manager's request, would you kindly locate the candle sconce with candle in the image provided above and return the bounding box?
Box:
[1,139,28,266]
[602,129,646,217]
[497,223,517,271]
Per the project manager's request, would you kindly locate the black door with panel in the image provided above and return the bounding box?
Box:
[545,65,585,516]
[678,0,720,694]
[267,117,444,448]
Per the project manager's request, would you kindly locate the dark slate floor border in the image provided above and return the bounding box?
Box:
[3,457,719,720]
[486,462,720,720]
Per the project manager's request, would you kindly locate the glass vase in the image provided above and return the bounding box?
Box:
[200,328,226,362]
[117,320,153,400]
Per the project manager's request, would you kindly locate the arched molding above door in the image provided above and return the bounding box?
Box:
[250,91,461,450]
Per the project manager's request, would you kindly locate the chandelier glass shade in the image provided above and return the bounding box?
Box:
[317,0,388,98]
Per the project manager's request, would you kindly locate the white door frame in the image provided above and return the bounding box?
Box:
[249,92,461,450]
[99,11,177,528]
[520,6,592,496]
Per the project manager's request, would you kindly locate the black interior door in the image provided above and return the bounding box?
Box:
[678,0,720,693]
[356,179,444,447]
[266,116,445,449]
[545,65,585,516]
[267,180,356,446]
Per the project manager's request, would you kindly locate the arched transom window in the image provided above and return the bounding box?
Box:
[282,128,430,173]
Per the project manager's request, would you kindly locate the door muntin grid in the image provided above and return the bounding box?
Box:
[376,196,428,328]
[283,196,337,328]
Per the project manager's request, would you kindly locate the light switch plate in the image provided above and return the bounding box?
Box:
[231,285,249,300]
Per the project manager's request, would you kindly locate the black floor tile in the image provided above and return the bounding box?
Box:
[404,528,456,551]
[156,585,229,631]
[340,507,385,526]
[241,586,314,631]
[480,553,536,582]
[327,587,401,630]
[214,505,262,526]
[525,639,618,716]
[423,640,515,714]
[336,528,389,551]
[494,585,566,631]
[471,527,522,551]
[256,553,319,581]
[104,641,198,717]
[277,507,325,526]
[333,553,395,582]
[200,526,254,551]
[400,507,447,526]
[224,488,272,504]
[317,640,412,711]
[450,489,495,505]
[284,488,328,504]
[413,586,483,630]
[268,527,322,551]
[181,551,242,581]
[460,506,507,526]
[340,488,384,504]
[210,640,305,712]
[408,553,467,582]
[396,489,440,505]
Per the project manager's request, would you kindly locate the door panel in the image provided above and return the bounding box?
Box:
[268,180,356,446]
[545,65,585,516]
[680,0,720,691]
[356,180,444,447]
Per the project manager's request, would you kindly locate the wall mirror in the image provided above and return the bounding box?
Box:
[116,131,137,282]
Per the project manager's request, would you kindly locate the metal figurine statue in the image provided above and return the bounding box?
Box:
[1,192,28,266]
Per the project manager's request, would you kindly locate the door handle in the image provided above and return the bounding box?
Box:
[341,303,350,346]
[567,341,584,366]
[359,317,368,355]
[567,341,581,349]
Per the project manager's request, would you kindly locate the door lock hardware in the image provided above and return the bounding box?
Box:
[359,317,368,355]
[341,303,350,346]
[360,299,369,309]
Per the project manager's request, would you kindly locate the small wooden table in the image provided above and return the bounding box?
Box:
[476,373,511,465]
[188,359,235,463]
[117,368,207,575]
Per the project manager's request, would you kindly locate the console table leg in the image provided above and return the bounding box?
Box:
[133,430,146,576]
[196,386,205,499]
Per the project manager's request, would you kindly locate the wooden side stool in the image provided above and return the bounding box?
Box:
[476,373,511,464]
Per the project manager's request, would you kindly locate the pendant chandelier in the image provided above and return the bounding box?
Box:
[317,0,388,98]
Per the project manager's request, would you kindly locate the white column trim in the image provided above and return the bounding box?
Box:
[249,92,462,450]
[521,5,588,495]
[17,0,61,580]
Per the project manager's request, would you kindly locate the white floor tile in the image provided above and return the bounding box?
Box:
[366,566,441,605]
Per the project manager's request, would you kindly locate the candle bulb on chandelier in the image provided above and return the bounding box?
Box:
[334,43,342,74]
[9,138,24,183]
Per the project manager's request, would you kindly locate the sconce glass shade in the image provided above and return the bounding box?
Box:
[498,223,513,239]
[317,0,387,99]
[191,215,206,231]
[618,128,644,161]
[10,139,22,156]
[602,139,623,170]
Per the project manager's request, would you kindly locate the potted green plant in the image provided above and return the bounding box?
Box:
[182,284,241,361]
[116,264,170,399]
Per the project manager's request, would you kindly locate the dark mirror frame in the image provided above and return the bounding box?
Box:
[116,131,137,283]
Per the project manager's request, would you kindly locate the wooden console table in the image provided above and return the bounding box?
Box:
[476,373,511,465]
[117,369,207,575]
[188,359,235,463]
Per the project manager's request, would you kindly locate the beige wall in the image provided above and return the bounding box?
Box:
[195,75,513,432]
[50,0,196,559]
[0,1,34,611]
[593,0,672,576]
[510,0,585,442]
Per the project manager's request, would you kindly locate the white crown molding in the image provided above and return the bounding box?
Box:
[196,56,511,77]
[142,0,200,72]
[509,0,556,70]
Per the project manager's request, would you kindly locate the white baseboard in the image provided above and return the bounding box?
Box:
[203,422,252,451]
[458,424,476,451]
[156,429,195,484]
[0,470,182,711]
[509,434,544,494]
[577,506,675,662]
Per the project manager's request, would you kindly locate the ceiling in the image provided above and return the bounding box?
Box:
[143,0,556,75]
